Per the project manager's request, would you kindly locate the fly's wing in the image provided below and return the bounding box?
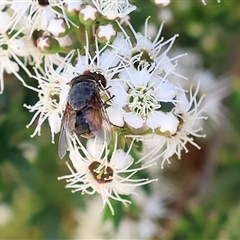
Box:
[84,106,112,144]
[98,116,112,144]
[58,122,70,159]
[58,104,76,159]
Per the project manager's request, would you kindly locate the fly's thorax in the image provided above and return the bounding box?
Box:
[68,80,97,110]
[82,70,108,89]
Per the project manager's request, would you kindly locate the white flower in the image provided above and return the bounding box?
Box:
[92,0,136,20]
[8,0,71,36]
[171,51,230,131]
[104,19,189,136]
[107,68,179,134]
[112,19,186,79]
[131,83,207,168]
[0,30,31,93]
[58,134,157,215]
[24,52,77,143]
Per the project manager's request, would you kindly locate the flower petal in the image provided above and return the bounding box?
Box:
[106,106,125,127]
[48,112,61,134]
[146,111,178,134]
[155,82,176,101]
[111,149,132,171]
[124,112,143,129]
[109,84,128,107]
[127,69,150,88]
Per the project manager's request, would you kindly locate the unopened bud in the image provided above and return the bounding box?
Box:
[96,23,116,43]
[79,4,98,25]
[64,1,82,25]
[65,1,82,13]
[37,36,60,54]
[47,17,69,37]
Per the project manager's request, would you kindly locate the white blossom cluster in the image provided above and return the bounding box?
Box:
[0,0,217,215]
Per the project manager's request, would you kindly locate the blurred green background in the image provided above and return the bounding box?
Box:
[1,1,240,239]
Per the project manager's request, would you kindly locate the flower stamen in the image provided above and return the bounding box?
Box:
[127,87,160,119]
[89,161,113,184]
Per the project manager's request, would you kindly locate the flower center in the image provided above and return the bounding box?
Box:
[49,91,60,108]
[88,161,113,184]
[0,44,8,51]
[131,49,155,71]
[38,88,60,110]
[127,87,160,119]
[37,0,49,6]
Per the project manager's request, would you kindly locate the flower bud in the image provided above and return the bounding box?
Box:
[79,4,98,25]
[36,36,60,54]
[64,1,82,13]
[47,17,69,37]
[96,23,116,43]
[64,1,82,25]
